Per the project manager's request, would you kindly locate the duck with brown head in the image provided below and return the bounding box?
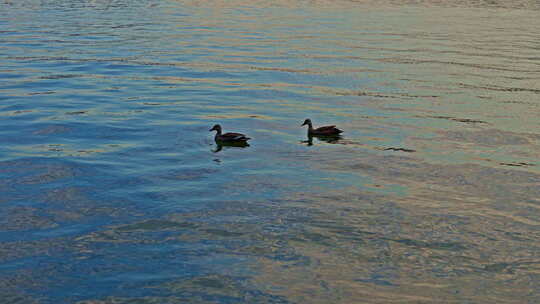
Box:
[209,124,251,144]
[301,119,343,136]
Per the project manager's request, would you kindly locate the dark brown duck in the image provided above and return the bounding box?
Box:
[301,119,343,136]
[209,124,251,143]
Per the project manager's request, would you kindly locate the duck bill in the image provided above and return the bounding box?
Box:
[301,122,306,126]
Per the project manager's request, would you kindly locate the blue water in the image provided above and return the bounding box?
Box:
[1,1,539,303]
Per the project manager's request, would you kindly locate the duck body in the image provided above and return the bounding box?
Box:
[210,124,250,143]
[301,119,343,136]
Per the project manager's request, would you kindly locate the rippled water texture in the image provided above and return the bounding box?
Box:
[1,0,539,303]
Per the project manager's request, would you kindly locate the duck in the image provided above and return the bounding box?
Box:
[301,119,343,136]
[209,124,251,143]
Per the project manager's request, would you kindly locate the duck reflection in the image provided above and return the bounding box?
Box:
[212,141,250,153]
[302,134,342,146]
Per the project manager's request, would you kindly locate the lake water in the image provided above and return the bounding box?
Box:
[1,0,539,303]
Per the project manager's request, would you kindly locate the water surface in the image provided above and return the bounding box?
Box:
[1,0,539,303]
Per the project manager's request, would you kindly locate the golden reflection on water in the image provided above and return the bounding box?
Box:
[246,164,539,302]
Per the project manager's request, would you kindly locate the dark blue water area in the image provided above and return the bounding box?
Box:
[0,241,252,302]
[0,154,253,302]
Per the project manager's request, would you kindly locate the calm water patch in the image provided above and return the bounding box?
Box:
[1,0,539,303]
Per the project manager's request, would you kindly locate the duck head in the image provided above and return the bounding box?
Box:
[210,124,223,135]
[301,119,312,127]
[209,124,222,133]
